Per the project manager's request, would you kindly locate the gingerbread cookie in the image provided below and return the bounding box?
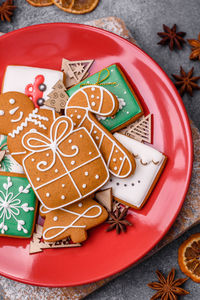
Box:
[67,65,144,132]
[0,92,57,166]
[65,85,136,178]
[0,173,38,238]
[2,66,64,108]
[22,115,110,210]
[0,92,110,210]
[40,198,108,243]
[103,133,167,209]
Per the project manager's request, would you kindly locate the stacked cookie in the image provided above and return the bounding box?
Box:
[0,62,167,248]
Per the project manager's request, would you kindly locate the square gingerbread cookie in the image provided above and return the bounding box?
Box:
[0,173,38,238]
[67,64,143,132]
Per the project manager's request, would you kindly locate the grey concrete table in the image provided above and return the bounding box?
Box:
[1,0,200,299]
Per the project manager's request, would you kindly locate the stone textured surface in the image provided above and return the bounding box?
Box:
[0,1,200,299]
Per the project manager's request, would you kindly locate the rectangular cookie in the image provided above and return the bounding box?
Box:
[0,136,37,238]
[0,134,24,174]
[2,65,64,108]
[103,133,167,209]
[0,172,38,238]
[67,64,143,132]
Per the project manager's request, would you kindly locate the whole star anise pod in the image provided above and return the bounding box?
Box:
[157,24,186,50]
[188,33,200,61]
[148,269,189,300]
[106,206,132,234]
[172,67,200,97]
[0,0,16,22]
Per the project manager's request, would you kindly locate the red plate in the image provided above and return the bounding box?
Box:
[0,23,193,287]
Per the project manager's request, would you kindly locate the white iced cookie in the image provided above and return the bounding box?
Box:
[103,133,167,209]
[2,66,64,109]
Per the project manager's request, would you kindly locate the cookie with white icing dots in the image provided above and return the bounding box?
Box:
[22,116,110,210]
[0,92,57,166]
[67,65,144,132]
[65,85,136,178]
[0,61,168,244]
[103,133,167,209]
[0,92,110,210]
[40,198,108,243]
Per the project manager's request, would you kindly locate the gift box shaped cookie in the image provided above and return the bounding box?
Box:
[67,64,143,132]
[0,173,37,238]
[104,133,167,209]
[2,66,64,108]
[22,116,110,210]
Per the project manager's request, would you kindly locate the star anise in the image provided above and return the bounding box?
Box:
[172,67,200,96]
[148,269,189,300]
[188,33,200,61]
[0,0,16,22]
[106,206,132,234]
[157,24,186,50]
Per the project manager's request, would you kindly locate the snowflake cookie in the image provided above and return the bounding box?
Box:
[0,175,37,238]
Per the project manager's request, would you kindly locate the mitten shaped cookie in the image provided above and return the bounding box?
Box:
[22,116,110,210]
[65,85,136,178]
[40,198,108,243]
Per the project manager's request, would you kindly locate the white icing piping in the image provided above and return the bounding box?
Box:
[86,111,133,178]
[65,86,133,179]
[133,154,162,166]
[22,118,79,172]
[9,106,19,115]
[22,117,110,211]
[11,111,24,123]
[8,108,49,138]
[42,204,102,241]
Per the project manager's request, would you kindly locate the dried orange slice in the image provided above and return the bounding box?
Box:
[26,0,53,7]
[52,0,100,14]
[178,233,200,282]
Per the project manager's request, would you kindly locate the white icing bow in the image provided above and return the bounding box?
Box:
[22,116,79,172]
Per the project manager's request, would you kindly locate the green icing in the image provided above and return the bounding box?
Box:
[0,135,12,172]
[0,175,37,238]
[67,64,142,131]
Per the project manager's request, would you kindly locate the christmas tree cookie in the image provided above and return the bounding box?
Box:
[61,59,94,88]
[67,64,144,132]
[45,80,69,113]
[0,174,37,238]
